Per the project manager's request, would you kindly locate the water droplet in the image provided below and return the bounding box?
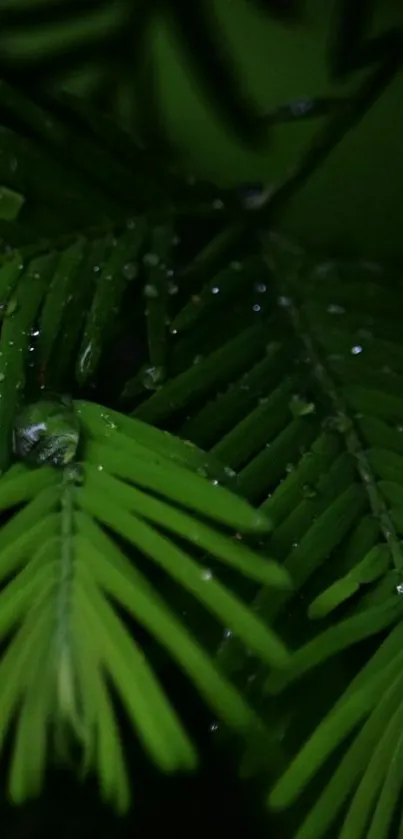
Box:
[6,297,17,316]
[351,345,363,355]
[285,463,294,474]
[101,413,117,431]
[397,583,403,595]
[330,413,352,433]
[144,284,159,298]
[211,479,219,486]
[277,295,292,308]
[239,183,274,210]
[141,364,165,390]
[252,303,261,312]
[224,466,236,478]
[143,253,159,267]
[315,261,337,278]
[211,286,220,295]
[289,395,315,417]
[123,262,138,280]
[93,264,101,273]
[79,342,92,375]
[201,568,213,581]
[223,628,232,639]
[255,282,267,293]
[209,721,219,732]
[168,281,178,295]
[287,97,315,116]
[97,464,104,471]
[0,373,5,382]
[327,303,345,314]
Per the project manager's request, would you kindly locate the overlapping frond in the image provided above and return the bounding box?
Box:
[125,226,403,837]
[256,248,403,839]
[199,244,403,839]
[0,400,291,810]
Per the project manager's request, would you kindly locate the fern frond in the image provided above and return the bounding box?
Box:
[0,400,290,811]
[201,243,403,839]
[153,228,403,838]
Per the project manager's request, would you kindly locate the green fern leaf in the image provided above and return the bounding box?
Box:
[0,397,290,811]
[178,241,403,839]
